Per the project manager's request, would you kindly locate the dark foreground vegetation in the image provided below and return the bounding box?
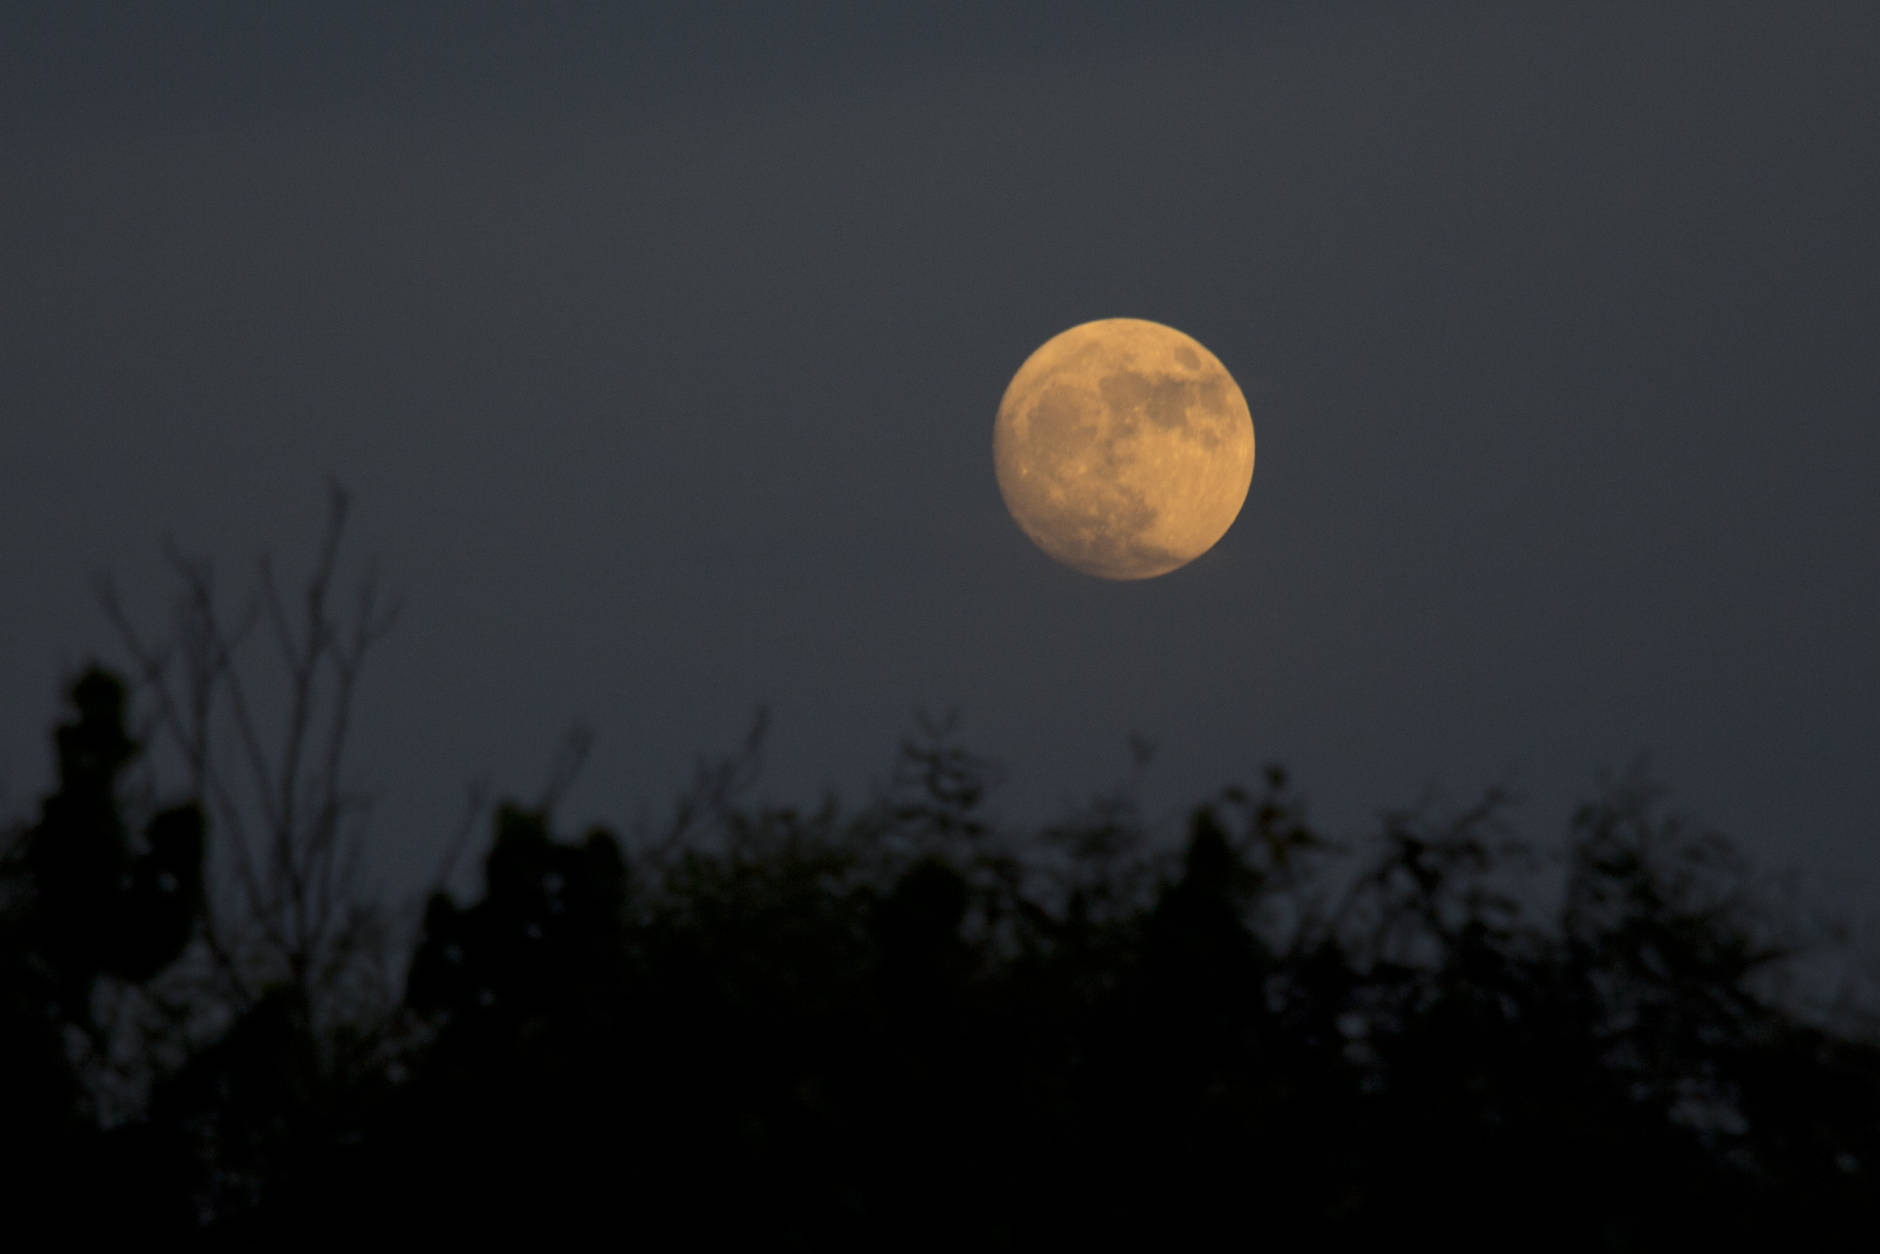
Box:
[9,675,1878,1246]
[5,503,1877,1245]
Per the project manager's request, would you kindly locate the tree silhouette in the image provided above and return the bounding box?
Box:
[4,488,419,1231]
[7,612,1878,1243]
[96,482,406,1036]
[1,667,204,1237]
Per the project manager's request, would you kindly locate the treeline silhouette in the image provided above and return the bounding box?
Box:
[6,668,1878,1246]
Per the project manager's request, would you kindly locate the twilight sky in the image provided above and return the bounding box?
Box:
[4,3,1877,959]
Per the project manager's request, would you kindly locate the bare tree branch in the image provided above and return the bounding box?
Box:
[96,485,403,1042]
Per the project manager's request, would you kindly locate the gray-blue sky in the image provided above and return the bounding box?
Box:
[5,3,1877,964]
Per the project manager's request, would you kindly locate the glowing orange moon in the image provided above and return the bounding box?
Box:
[993,319,1255,579]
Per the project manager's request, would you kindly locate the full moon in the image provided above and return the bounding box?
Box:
[993,318,1255,580]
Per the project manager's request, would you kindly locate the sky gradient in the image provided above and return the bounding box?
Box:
[5,3,1877,974]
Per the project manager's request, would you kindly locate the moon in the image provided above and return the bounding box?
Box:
[993,319,1255,580]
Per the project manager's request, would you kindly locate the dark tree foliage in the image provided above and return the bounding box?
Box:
[1,668,204,1237]
[5,676,1879,1246]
